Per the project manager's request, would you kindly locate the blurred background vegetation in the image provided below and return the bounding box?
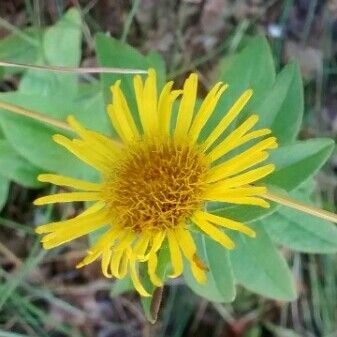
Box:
[0,0,337,336]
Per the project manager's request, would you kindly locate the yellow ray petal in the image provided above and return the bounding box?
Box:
[34,192,100,205]
[204,186,269,206]
[77,227,121,269]
[207,151,269,183]
[167,230,183,278]
[158,81,182,136]
[118,249,130,279]
[149,231,166,254]
[79,201,105,217]
[143,68,158,134]
[110,248,128,278]
[139,231,165,262]
[207,132,276,171]
[133,76,144,116]
[107,105,129,144]
[207,129,277,163]
[174,73,198,140]
[86,130,122,151]
[205,186,267,199]
[189,82,228,143]
[211,164,275,188]
[207,136,277,183]
[134,69,158,136]
[175,227,207,283]
[53,134,107,171]
[73,138,112,170]
[206,195,270,208]
[148,252,163,287]
[76,250,101,269]
[206,114,259,162]
[192,215,235,249]
[236,128,271,146]
[209,145,269,182]
[37,174,101,191]
[107,105,136,144]
[40,221,105,246]
[133,233,151,259]
[67,118,117,165]
[111,81,139,136]
[195,211,256,237]
[158,81,173,135]
[108,80,140,143]
[39,211,109,249]
[175,227,196,260]
[114,231,136,252]
[202,89,253,150]
[87,227,122,256]
[67,115,121,156]
[130,256,151,297]
[36,209,109,234]
[101,248,112,278]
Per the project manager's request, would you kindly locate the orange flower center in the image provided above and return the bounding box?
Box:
[102,139,208,232]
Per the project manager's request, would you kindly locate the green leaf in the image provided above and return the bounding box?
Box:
[95,33,166,130]
[43,9,81,68]
[0,175,9,210]
[0,80,114,181]
[72,90,113,135]
[0,27,41,76]
[263,188,337,254]
[230,223,296,301]
[147,51,166,86]
[0,140,42,188]
[184,232,235,303]
[0,93,96,181]
[220,35,276,99]
[201,35,276,141]
[264,139,334,191]
[160,286,198,337]
[252,63,303,144]
[19,8,82,96]
[110,277,133,298]
[263,208,337,254]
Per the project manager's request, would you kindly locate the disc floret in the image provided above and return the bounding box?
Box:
[102,139,209,233]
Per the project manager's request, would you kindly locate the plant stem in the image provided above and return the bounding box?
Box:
[264,191,337,224]
[0,101,72,132]
[0,61,147,74]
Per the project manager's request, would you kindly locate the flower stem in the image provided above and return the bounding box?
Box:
[0,101,72,132]
[264,191,337,224]
[0,61,147,74]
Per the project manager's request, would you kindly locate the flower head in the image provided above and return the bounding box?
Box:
[34,69,277,296]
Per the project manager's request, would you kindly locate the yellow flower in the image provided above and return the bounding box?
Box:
[34,69,277,296]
